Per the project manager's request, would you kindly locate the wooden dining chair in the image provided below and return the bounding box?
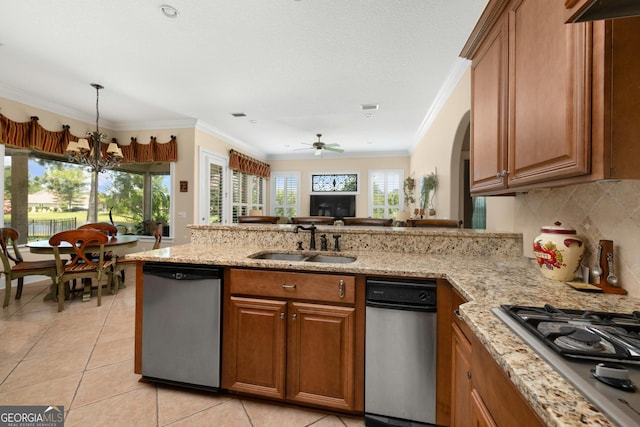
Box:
[238,215,280,224]
[343,218,393,226]
[1,227,59,309]
[49,229,116,312]
[78,222,118,237]
[406,218,463,228]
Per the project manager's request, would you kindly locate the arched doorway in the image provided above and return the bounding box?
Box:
[449,110,473,228]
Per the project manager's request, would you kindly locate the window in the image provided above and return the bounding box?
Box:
[103,169,171,235]
[369,169,403,219]
[271,172,300,218]
[231,170,265,223]
[2,146,172,241]
[311,173,358,193]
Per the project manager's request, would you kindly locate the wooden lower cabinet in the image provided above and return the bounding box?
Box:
[223,269,362,412]
[287,302,356,409]
[439,280,544,427]
[451,322,473,427]
[470,390,498,427]
[224,297,287,399]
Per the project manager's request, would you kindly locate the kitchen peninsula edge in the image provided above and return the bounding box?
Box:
[126,224,638,427]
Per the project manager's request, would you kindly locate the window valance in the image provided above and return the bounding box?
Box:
[0,114,177,163]
[229,149,270,178]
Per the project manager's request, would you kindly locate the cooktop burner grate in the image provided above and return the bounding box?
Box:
[502,304,640,363]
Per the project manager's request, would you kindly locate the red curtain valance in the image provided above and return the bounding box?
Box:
[228,149,270,178]
[0,114,177,163]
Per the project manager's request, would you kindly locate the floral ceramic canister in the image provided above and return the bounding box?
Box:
[533,221,585,281]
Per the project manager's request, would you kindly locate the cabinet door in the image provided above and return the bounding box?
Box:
[451,322,473,427]
[223,297,287,399]
[507,0,590,187]
[286,301,356,411]
[471,13,509,193]
[563,0,593,22]
[470,389,498,427]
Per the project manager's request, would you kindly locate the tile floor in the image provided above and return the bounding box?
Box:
[0,270,365,427]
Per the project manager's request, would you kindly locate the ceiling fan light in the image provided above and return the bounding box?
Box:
[314,149,322,157]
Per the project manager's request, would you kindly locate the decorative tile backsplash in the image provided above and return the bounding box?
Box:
[514,180,640,298]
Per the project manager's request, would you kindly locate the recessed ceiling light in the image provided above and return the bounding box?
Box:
[160,4,179,18]
[249,120,257,124]
[364,113,373,118]
[231,113,247,117]
[361,104,379,111]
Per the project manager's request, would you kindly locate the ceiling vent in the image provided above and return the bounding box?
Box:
[361,104,379,111]
[231,113,247,117]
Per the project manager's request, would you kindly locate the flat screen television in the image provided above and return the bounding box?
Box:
[309,195,356,218]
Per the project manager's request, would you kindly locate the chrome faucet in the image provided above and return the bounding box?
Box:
[293,223,317,250]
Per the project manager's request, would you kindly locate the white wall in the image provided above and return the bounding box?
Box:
[410,68,472,220]
[269,156,410,217]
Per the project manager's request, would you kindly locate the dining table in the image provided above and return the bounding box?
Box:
[27,235,139,303]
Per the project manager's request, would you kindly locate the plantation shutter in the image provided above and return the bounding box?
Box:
[209,163,223,224]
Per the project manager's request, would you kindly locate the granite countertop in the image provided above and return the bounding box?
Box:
[126,243,640,427]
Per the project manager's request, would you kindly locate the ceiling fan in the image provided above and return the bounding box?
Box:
[298,134,344,156]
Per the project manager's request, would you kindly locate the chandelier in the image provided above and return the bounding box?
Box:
[66,83,123,172]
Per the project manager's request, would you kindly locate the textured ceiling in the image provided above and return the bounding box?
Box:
[0,0,486,159]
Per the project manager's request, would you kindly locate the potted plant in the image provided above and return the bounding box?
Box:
[403,176,415,208]
[419,172,437,215]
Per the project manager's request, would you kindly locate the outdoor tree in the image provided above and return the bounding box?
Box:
[4,166,44,200]
[41,164,87,210]
[102,171,170,226]
[102,171,144,222]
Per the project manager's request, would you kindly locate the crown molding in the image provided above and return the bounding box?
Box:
[113,118,198,131]
[411,58,470,154]
[195,120,267,159]
[459,0,511,59]
[0,83,115,128]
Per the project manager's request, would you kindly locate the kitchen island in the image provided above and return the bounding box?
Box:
[127,224,638,427]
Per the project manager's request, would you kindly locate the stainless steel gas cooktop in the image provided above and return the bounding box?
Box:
[494,304,640,427]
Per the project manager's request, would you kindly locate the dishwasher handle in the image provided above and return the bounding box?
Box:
[143,263,221,281]
[366,300,437,312]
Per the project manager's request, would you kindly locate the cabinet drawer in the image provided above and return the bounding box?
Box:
[230,269,355,304]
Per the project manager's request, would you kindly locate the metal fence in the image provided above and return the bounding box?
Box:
[29,218,77,240]
[4,218,78,241]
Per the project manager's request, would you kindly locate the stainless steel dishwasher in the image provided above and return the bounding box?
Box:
[365,278,437,427]
[141,263,222,390]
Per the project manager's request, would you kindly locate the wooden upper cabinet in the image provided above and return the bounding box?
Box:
[564,0,592,22]
[507,0,591,188]
[463,0,640,195]
[591,17,640,180]
[470,14,509,192]
[465,0,591,194]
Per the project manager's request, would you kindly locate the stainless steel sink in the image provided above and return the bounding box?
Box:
[250,252,308,261]
[304,254,356,263]
[249,251,356,263]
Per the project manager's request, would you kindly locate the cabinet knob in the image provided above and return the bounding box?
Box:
[292,313,297,320]
[338,280,345,298]
[467,371,472,380]
[280,312,285,320]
